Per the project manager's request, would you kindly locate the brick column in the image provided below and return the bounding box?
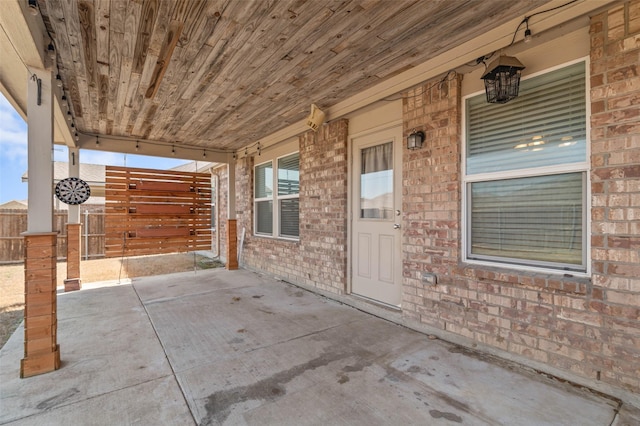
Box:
[21,232,60,378]
[64,223,82,291]
[226,219,238,270]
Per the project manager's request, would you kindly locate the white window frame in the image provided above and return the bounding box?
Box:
[461,58,591,277]
[254,151,300,241]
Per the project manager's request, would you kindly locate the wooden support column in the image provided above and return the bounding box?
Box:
[22,66,59,377]
[226,219,238,270]
[65,148,81,291]
[64,223,82,291]
[21,232,60,378]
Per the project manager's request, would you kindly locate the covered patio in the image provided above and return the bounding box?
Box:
[0,268,629,425]
[2,0,640,420]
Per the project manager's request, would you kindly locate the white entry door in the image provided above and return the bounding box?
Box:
[351,126,402,307]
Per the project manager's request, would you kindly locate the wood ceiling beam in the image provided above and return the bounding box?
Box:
[75,132,231,164]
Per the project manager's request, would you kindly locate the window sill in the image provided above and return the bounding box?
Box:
[459,261,592,295]
[462,257,588,278]
[252,233,300,244]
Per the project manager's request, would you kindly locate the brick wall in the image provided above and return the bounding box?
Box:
[238,119,349,295]
[589,0,640,393]
[400,1,640,397]
[401,73,463,327]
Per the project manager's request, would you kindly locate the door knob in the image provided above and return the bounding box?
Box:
[393,223,401,229]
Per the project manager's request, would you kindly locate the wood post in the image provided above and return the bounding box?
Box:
[64,223,82,292]
[21,232,60,378]
[226,219,238,270]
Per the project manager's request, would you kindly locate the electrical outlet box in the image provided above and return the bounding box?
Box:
[421,272,437,286]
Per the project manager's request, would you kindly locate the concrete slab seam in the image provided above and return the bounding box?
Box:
[131,281,198,426]
[143,285,255,306]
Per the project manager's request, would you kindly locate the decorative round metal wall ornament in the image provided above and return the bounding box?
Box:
[55,177,91,205]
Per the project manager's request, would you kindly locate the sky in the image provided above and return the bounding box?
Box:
[0,93,190,204]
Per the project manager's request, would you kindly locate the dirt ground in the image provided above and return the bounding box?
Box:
[0,253,223,350]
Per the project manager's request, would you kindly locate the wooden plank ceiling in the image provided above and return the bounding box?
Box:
[38,0,550,152]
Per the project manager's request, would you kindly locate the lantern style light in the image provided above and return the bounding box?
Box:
[481,55,525,104]
[407,130,425,150]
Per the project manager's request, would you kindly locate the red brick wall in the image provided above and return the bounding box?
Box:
[400,1,640,397]
[589,0,640,393]
[238,119,349,295]
[402,73,462,304]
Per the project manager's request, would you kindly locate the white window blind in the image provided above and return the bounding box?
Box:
[278,153,300,196]
[470,173,584,269]
[467,62,586,175]
[278,153,300,238]
[280,199,299,237]
[465,61,587,273]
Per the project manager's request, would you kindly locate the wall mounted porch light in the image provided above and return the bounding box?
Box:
[481,55,525,104]
[407,129,425,150]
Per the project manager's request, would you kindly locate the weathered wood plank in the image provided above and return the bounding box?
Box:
[42,0,550,147]
[145,20,183,99]
[78,1,98,89]
[113,0,141,132]
[132,0,158,75]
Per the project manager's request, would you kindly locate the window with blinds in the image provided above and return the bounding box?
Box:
[278,153,299,238]
[254,152,299,239]
[464,61,588,273]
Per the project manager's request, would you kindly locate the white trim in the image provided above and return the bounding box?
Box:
[464,162,589,183]
[348,118,403,140]
[584,56,592,278]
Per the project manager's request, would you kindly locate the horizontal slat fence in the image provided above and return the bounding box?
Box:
[105,166,212,257]
[0,207,105,263]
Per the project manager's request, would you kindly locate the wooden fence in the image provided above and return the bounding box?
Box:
[0,207,105,264]
[105,166,212,257]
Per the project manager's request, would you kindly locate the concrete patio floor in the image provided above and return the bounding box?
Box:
[0,268,636,425]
